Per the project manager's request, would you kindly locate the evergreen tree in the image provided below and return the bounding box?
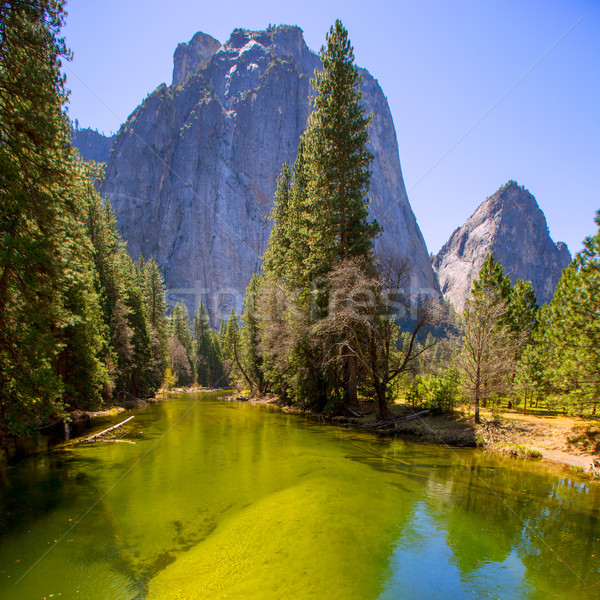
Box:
[53,160,110,410]
[140,257,169,389]
[507,280,538,339]
[303,19,380,278]
[206,330,226,387]
[221,309,239,367]
[240,21,386,410]
[120,257,154,398]
[515,331,549,414]
[85,191,156,400]
[239,274,267,395]
[0,1,109,434]
[193,299,212,386]
[286,140,310,288]
[222,308,252,390]
[169,302,195,386]
[218,318,228,346]
[262,163,292,278]
[471,254,512,304]
[531,214,599,414]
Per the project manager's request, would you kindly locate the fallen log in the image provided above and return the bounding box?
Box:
[77,416,135,444]
[373,409,430,430]
[342,406,362,418]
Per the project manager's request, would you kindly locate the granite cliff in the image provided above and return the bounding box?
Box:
[98,26,438,321]
[433,181,571,311]
[72,127,116,163]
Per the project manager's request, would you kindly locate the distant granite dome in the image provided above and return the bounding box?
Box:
[433,181,571,311]
[71,127,116,163]
[99,26,438,321]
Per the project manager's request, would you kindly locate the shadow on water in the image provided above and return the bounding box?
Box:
[0,451,102,538]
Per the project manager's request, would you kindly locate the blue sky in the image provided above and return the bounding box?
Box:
[63,0,599,255]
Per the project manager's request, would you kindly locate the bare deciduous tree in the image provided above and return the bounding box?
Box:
[314,258,442,420]
[455,289,516,423]
[169,337,192,386]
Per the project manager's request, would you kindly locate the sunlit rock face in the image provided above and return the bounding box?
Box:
[98,26,438,320]
[433,181,571,311]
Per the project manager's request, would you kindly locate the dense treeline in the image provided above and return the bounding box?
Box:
[407,219,600,419]
[518,214,600,415]
[0,0,109,435]
[2,3,596,441]
[0,0,226,439]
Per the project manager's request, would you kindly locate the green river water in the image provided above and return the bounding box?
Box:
[0,392,599,599]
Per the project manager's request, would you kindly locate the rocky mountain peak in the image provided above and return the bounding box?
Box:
[172,31,221,87]
[223,25,308,58]
[99,26,438,322]
[433,181,571,311]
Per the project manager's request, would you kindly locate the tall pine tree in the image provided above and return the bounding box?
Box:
[303,19,379,278]
[530,214,599,414]
[168,302,194,386]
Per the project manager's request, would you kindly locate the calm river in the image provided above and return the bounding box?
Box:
[1,392,599,599]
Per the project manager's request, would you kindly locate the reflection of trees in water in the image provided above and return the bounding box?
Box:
[0,451,100,537]
[426,454,600,597]
[349,440,600,597]
[520,479,600,597]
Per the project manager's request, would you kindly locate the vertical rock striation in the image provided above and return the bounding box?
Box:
[100,26,438,320]
[433,181,571,311]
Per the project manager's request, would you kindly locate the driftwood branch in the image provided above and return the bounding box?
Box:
[342,406,362,418]
[361,409,430,430]
[77,416,135,444]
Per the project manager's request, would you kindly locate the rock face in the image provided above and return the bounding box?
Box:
[100,26,438,321]
[71,127,116,163]
[433,181,571,311]
[172,32,221,87]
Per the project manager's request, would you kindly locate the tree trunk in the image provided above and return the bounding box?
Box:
[474,388,481,424]
[233,338,254,394]
[375,384,393,421]
[343,354,358,405]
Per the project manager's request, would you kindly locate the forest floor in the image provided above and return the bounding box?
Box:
[471,408,600,471]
